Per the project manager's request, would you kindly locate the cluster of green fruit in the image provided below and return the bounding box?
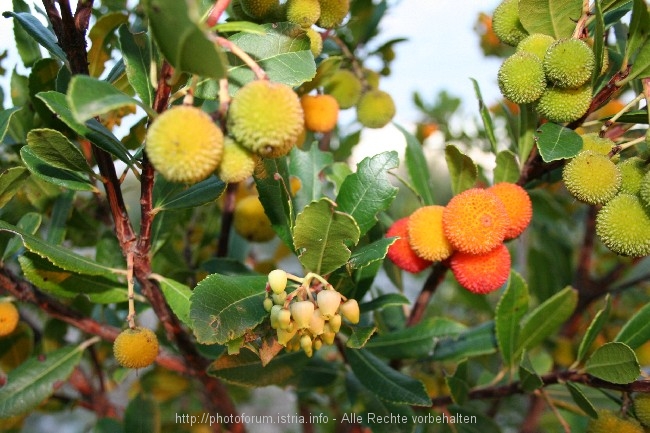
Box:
[586,394,650,432]
[263,269,359,357]
[562,133,650,257]
[493,0,604,123]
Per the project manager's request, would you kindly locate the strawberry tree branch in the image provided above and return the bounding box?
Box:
[406,262,448,327]
[206,0,231,27]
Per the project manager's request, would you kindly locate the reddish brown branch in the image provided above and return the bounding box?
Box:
[217,182,239,257]
[206,0,231,27]
[406,263,448,327]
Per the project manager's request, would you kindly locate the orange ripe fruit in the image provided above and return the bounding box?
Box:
[488,182,533,240]
[442,188,509,254]
[301,94,339,133]
[386,217,432,273]
[407,205,454,261]
[450,244,511,294]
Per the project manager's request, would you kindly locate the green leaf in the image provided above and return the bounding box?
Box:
[517,286,577,354]
[155,275,192,327]
[585,342,640,384]
[293,198,361,275]
[190,274,267,345]
[366,317,466,359]
[471,78,498,154]
[535,122,583,162]
[143,0,226,79]
[0,107,21,142]
[396,123,435,205]
[0,220,119,276]
[518,0,583,39]
[4,212,41,260]
[519,352,543,391]
[254,157,294,250]
[359,293,409,313]
[12,0,40,67]
[336,151,399,236]
[118,25,154,108]
[346,326,377,349]
[446,359,469,405]
[566,382,598,418]
[518,103,538,166]
[289,146,334,212]
[0,166,30,208]
[36,91,133,164]
[67,75,144,124]
[495,271,529,366]
[213,21,266,35]
[19,254,128,304]
[445,144,477,195]
[592,0,606,88]
[345,347,431,406]
[0,322,34,372]
[494,150,520,184]
[87,13,129,77]
[615,302,650,349]
[0,342,87,417]
[26,128,93,174]
[431,322,497,361]
[2,12,67,62]
[625,0,650,67]
[156,176,226,211]
[348,237,396,270]
[20,147,96,192]
[208,349,309,387]
[577,295,611,364]
[627,39,650,82]
[124,394,160,433]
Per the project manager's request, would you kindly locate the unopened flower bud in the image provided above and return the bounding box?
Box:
[317,289,341,319]
[339,299,360,324]
[290,301,315,329]
[268,269,288,294]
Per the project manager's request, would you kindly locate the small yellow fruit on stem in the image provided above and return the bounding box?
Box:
[113,327,159,369]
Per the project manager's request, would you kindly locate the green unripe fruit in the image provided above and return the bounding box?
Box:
[277,308,292,330]
[316,289,341,319]
[287,0,320,27]
[563,151,621,205]
[492,0,528,46]
[497,52,546,104]
[339,299,360,324]
[240,0,280,19]
[268,269,288,294]
[544,38,595,88]
[324,70,363,109]
[216,137,258,184]
[309,309,325,335]
[536,85,592,123]
[227,80,304,158]
[596,194,650,257]
[356,90,396,129]
[363,68,380,90]
[263,297,274,312]
[316,0,349,29]
[587,410,644,433]
[516,33,555,60]
[641,171,650,209]
[618,157,647,195]
[635,394,650,427]
[305,28,323,57]
[581,132,615,155]
[291,301,315,329]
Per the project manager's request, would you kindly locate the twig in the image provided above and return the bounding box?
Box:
[328,34,369,91]
[406,263,448,327]
[537,389,571,433]
[217,182,239,257]
[206,0,231,27]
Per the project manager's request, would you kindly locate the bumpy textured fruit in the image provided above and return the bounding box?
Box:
[596,194,650,257]
[316,0,349,28]
[385,217,432,273]
[536,85,592,123]
[356,90,396,129]
[618,157,647,195]
[635,394,650,427]
[216,137,258,184]
[287,0,320,27]
[450,244,511,294]
[113,327,159,369]
[268,269,288,294]
[305,28,323,57]
[146,106,224,184]
[498,52,546,104]
[233,195,276,242]
[324,70,363,109]
[492,0,528,46]
[562,151,621,205]
[516,33,555,60]
[301,94,339,133]
[443,188,509,254]
[544,38,595,88]
[240,0,280,18]
[488,182,533,240]
[363,68,380,90]
[407,206,453,261]
[0,302,19,337]
[227,80,304,158]
[641,171,650,209]
[587,410,644,433]
[581,132,615,155]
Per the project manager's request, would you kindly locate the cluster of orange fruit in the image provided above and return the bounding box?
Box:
[386,183,532,294]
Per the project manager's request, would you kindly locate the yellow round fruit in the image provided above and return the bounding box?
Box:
[0,302,19,337]
[305,28,323,57]
[287,0,321,27]
[316,0,349,29]
[356,90,396,129]
[233,195,276,242]
[146,106,224,184]
[562,150,621,205]
[301,94,339,133]
[113,327,159,369]
[216,137,258,184]
[324,70,363,109]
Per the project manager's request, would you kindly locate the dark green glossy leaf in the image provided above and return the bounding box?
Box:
[20,146,96,192]
[118,25,154,107]
[494,150,520,183]
[577,295,611,364]
[348,237,395,270]
[495,271,529,366]
[346,326,377,349]
[585,342,639,384]
[0,166,29,208]
[67,75,143,123]
[4,212,41,260]
[445,144,477,194]
[519,352,543,391]
[446,359,469,405]
[566,382,598,418]
[11,0,40,67]
[208,349,309,387]
[431,322,497,361]
[615,302,650,349]
[2,12,67,61]
[289,146,333,212]
[156,176,226,211]
[26,128,93,174]
[359,293,409,313]
[396,123,435,205]
[155,275,192,327]
[254,157,295,250]
[471,78,498,154]
[0,107,21,141]
[535,122,583,162]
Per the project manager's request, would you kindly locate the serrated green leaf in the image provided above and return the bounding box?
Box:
[0,107,21,142]
[566,382,598,418]
[118,25,154,108]
[26,128,93,174]
[471,78,498,154]
[20,147,96,192]
[293,198,360,275]
[2,12,67,62]
[518,0,583,39]
[615,302,650,349]
[47,191,73,245]
[345,347,430,406]
[155,275,192,327]
[577,295,611,364]
[254,157,295,250]
[494,150,520,183]
[0,166,29,208]
[535,123,583,162]
[348,237,396,270]
[156,176,225,211]
[517,286,577,354]
[0,343,87,417]
[396,123,435,205]
[585,342,639,384]
[445,144,477,194]
[4,212,41,260]
[124,394,160,433]
[88,13,128,77]
[143,0,226,79]
[346,326,377,348]
[359,293,409,313]
[336,151,399,236]
[208,349,309,387]
[519,352,543,391]
[289,146,333,212]
[67,75,144,123]
[190,274,267,345]
[495,271,529,366]
[431,322,497,361]
[0,220,120,276]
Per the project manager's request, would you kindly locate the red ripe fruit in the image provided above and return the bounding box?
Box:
[386,217,432,273]
[450,244,511,294]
